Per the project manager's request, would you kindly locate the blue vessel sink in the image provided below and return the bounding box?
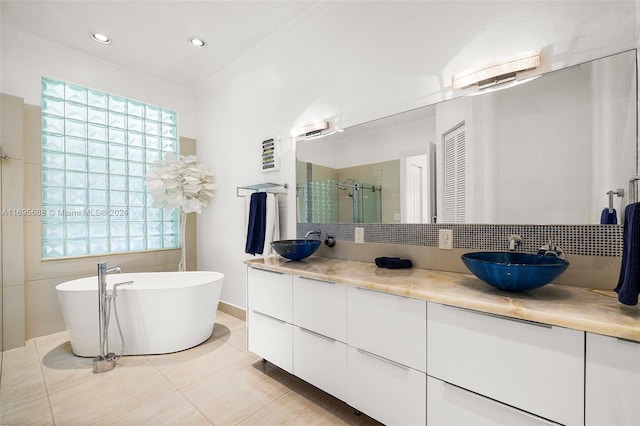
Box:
[271,239,321,261]
[461,252,570,291]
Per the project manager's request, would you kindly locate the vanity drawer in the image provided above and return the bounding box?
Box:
[247,267,292,322]
[293,326,347,401]
[427,303,584,426]
[427,376,556,426]
[293,275,347,342]
[247,309,293,373]
[586,332,640,425]
[347,285,426,372]
[347,345,426,426]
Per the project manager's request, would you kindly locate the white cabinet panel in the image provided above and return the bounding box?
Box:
[293,326,347,401]
[586,333,640,426]
[427,303,584,426]
[293,275,347,342]
[247,309,293,373]
[427,376,555,426]
[347,286,426,372]
[247,267,292,322]
[347,346,426,426]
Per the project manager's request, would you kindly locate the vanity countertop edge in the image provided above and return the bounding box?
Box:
[245,255,640,342]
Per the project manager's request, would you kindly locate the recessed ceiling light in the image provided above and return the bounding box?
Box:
[188,36,207,48]
[90,32,111,44]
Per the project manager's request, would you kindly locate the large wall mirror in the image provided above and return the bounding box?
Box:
[296,49,638,225]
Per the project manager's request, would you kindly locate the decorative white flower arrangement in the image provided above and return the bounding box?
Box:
[146,154,216,270]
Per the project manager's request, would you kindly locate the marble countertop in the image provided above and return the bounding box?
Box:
[246,256,640,342]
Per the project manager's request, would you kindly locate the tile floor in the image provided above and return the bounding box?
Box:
[0,311,380,425]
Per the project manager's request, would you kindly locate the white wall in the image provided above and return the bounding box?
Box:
[195,1,637,309]
[1,33,197,137]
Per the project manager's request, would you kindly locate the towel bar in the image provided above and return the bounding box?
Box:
[236,182,288,197]
[607,188,624,213]
[629,177,640,204]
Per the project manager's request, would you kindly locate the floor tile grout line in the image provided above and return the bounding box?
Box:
[33,336,57,426]
[172,377,217,425]
[142,337,233,426]
[3,315,285,426]
[232,386,298,425]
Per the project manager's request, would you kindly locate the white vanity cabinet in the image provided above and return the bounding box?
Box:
[292,275,348,401]
[245,262,640,426]
[585,332,640,425]
[427,303,584,426]
[247,267,292,322]
[292,275,347,342]
[347,286,426,372]
[346,285,427,425]
[246,267,293,373]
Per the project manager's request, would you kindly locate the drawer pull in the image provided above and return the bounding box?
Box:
[253,310,286,324]
[440,381,558,425]
[356,348,409,370]
[251,267,284,275]
[616,337,640,345]
[441,304,552,329]
[355,286,409,299]
[298,275,335,285]
[298,326,336,342]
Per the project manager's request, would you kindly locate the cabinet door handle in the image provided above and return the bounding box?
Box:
[252,310,286,324]
[617,337,640,345]
[298,326,336,342]
[298,275,335,285]
[440,381,557,425]
[355,286,409,299]
[251,267,284,275]
[356,348,409,370]
[441,304,552,329]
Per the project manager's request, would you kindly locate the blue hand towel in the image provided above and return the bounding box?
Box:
[600,207,618,225]
[614,203,640,305]
[245,192,267,255]
[375,257,413,269]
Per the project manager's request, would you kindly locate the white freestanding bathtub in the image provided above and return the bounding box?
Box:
[56,271,224,357]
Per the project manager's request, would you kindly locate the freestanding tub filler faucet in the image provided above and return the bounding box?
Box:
[94,262,132,373]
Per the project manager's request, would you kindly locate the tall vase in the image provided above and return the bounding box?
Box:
[178,210,187,271]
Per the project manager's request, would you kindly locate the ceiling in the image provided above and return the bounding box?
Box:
[0,1,319,92]
[1,0,637,101]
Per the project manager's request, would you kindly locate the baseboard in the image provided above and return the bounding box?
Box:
[218,301,246,321]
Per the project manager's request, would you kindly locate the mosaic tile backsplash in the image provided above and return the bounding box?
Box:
[297,223,624,257]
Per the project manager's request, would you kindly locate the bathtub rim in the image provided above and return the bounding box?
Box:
[55,270,224,292]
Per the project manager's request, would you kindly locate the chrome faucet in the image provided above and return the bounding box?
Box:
[508,234,522,251]
[304,229,322,239]
[537,239,566,259]
[94,262,122,373]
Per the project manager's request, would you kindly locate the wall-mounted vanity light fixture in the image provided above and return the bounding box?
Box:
[291,120,329,138]
[452,49,541,90]
[291,118,344,141]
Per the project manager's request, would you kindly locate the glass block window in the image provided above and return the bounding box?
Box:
[41,77,180,258]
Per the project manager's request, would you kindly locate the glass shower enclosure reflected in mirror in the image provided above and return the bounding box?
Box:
[337,180,382,223]
[297,160,389,224]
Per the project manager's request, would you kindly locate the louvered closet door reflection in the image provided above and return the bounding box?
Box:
[443,123,466,223]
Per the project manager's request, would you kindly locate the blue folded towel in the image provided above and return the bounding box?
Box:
[245,192,267,255]
[614,203,640,305]
[375,257,413,269]
[600,207,618,225]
